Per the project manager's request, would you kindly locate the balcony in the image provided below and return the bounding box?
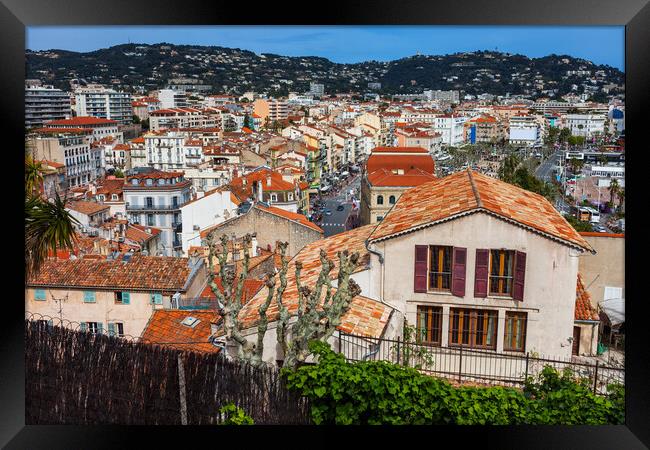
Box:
[173,239,182,249]
[126,203,181,212]
[172,221,182,232]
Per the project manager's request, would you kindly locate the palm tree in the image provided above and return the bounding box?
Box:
[25,156,79,279]
[608,179,620,209]
[616,188,625,214]
[25,155,44,196]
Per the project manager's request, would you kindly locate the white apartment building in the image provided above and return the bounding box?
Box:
[123,171,193,257]
[179,188,239,255]
[149,108,217,131]
[309,83,325,97]
[424,90,460,103]
[508,116,541,146]
[74,87,133,125]
[25,84,72,129]
[45,117,123,144]
[564,114,606,137]
[434,115,467,146]
[158,89,188,109]
[182,165,233,192]
[144,133,204,171]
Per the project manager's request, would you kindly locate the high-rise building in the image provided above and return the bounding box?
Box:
[309,83,325,97]
[253,98,289,123]
[157,89,189,109]
[25,83,72,130]
[74,87,133,125]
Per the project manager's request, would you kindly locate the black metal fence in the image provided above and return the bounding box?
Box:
[25,319,311,425]
[338,331,624,395]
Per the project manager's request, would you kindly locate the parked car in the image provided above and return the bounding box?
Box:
[336,205,345,211]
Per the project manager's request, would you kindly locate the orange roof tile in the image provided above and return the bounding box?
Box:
[27,255,198,292]
[371,146,429,154]
[66,200,110,215]
[141,310,220,353]
[367,168,436,187]
[369,169,593,252]
[575,274,599,321]
[237,225,392,338]
[46,116,118,126]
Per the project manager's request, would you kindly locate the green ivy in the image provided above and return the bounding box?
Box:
[219,403,254,425]
[282,341,624,425]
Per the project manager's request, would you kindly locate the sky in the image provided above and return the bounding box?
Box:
[26,26,625,71]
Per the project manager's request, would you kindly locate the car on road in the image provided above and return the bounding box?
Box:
[592,224,608,233]
[336,205,345,211]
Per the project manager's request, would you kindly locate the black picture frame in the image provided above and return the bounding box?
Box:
[4,0,649,447]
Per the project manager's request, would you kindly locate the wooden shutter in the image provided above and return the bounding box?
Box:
[107,323,116,337]
[451,247,467,297]
[474,249,490,298]
[154,293,163,305]
[34,289,46,301]
[80,322,87,332]
[414,245,428,293]
[84,291,96,303]
[513,251,527,301]
[97,323,104,335]
[122,292,131,304]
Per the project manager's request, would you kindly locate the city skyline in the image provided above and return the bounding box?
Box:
[27,25,625,70]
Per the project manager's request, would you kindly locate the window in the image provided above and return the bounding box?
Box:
[377,195,384,205]
[428,245,452,292]
[389,195,396,204]
[150,293,163,305]
[111,194,119,201]
[147,214,155,226]
[270,193,278,202]
[34,289,46,301]
[146,197,153,207]
[80,321,103,334]
[376,216,384,222]
[288,193,294,201]
[108,322,124,337]
[83,291,96,303]
[416,306,442,345]
[115,291,131,304]
[489,250,515,296]
[172,196,178,208]
[449,308,497,350]
[504,312,527,352]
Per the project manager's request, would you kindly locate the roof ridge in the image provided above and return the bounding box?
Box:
[466,169,483,208]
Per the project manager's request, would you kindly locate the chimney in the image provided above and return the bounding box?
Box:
[256,180,263,202]
[266,173,272,187]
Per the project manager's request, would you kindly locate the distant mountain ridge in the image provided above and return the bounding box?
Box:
[26,43,624,99]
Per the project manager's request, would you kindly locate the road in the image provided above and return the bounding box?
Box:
[314,173,361,238]
[535,149,562,183]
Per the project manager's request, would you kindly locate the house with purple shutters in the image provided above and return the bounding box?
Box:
[360,170,596,358]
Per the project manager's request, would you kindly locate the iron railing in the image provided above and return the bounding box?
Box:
[338,331,624,394]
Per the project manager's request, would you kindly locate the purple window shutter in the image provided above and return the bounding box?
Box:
[414,245,428,293]
[513,251,527,301]
[474,249,490,298]
[451,247,467,297]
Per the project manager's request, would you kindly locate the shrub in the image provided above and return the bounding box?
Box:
[219,403,254,425]
[282,341,624,425]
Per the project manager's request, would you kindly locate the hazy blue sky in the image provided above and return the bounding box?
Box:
[27,26,625,70]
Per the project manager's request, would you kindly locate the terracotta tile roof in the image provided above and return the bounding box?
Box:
[366,153,435,174]
[141,310,219,353]
[237,224,392,338]
[125,224,161,244]
[66,200,110,216]
[33,127,93,135]
[367,168,436,187]
[255,203,323,233]
[369,169,594,252]
[46,116,118,126]
[27,255,198,292]
[578,232,625,238]
[575,274,599,321]
[130,137,145,144]
[371,146,429,154]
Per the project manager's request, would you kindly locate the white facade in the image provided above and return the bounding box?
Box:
[509,116,540,146]
[179,189,238,255]
[74,88,133,125]
[123,176,193,257]
[434,116,467,146]
[25,85,72,129]
[564,114,606,137]
[144,133,205,171]
[158,89,188,109]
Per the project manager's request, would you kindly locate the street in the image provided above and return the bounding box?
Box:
[312,172,361,238]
